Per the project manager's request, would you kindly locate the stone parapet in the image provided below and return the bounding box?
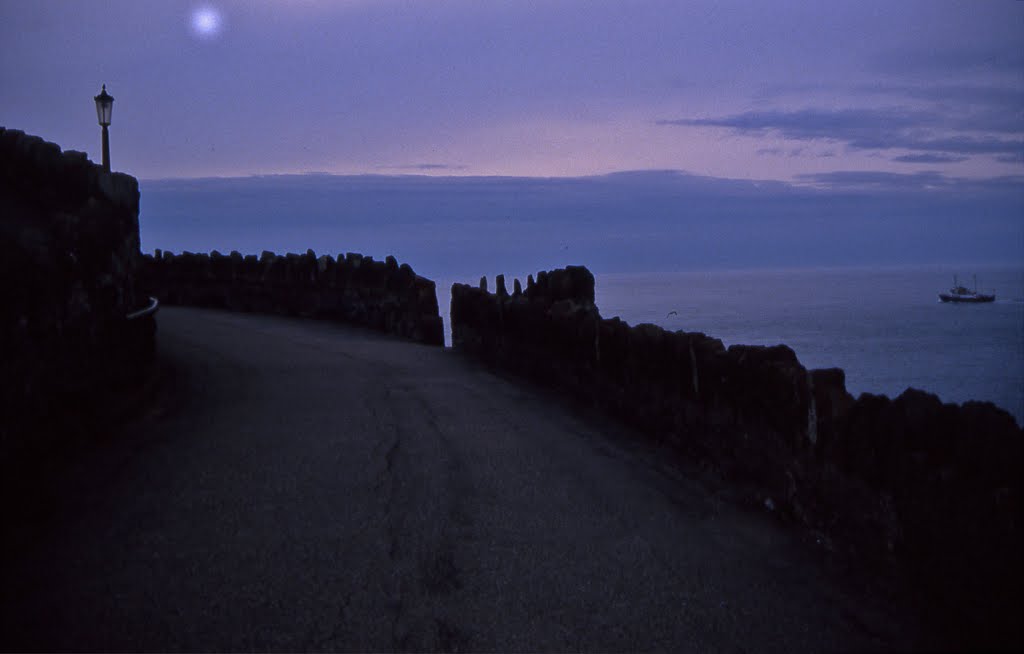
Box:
[1,127,155,503]
[451,265,1022,650]
[139,249,443,346]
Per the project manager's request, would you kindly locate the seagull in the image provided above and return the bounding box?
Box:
[666,310,678,318]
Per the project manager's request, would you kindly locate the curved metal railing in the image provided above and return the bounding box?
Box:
[126,296,159,321]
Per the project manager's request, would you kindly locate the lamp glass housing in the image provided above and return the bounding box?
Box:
[94,85,114,126]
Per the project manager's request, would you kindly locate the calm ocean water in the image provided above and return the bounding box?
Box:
[438,265,1024,424]
[136,176,1022,423]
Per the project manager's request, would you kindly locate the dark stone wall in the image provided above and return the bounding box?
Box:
[1,127,155,475]
[452,265,1023,650]
[139,249,444,347]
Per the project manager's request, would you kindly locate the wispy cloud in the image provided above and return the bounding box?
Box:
[660,106,1024,159]
[378,163,469,172]
[795,169,1024,192]
[756,146,807,158]
[854,83,1024,135]
[659,107,928,138]
[884,136,1024,157]
[903,85,1024,119]
[661,41,1024,168]
[795,170,949,191]
[867,45,1024,78]
[892,153,969,164]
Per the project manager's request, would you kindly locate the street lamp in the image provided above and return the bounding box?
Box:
[94,84,114,172]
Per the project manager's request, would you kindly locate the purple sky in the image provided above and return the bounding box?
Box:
[1,0,1021,183]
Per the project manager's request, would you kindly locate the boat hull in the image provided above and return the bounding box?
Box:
[939,293,995,303]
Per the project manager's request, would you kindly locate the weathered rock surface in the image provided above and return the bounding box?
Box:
[451,265,1023,650]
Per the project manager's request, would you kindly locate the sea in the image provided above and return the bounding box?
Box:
[138,175,1023,425]
[435,265,1024,425]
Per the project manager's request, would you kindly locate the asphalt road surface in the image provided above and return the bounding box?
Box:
[2,307,919,652]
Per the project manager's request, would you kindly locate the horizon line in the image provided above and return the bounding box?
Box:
[137,167,1024,196]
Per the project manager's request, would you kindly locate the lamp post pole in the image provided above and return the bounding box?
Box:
[94,84,114,172]
[101,124,110,172]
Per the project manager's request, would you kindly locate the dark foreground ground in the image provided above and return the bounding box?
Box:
[1,307,923,652]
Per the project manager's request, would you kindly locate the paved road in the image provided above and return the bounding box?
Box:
[3,307,917,652]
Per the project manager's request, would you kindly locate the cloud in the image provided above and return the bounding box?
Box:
[660,37,1024,166]
[660,107,1024,158]
[659,108,929,139]
[757,146,809,158]
[868,45,1024,79]
[892,153,969,164]
[795,170,1024,192]
[888,136,1024,157]
[380,163,469,171]
[854,83,1024,135]
[795,170,949,191]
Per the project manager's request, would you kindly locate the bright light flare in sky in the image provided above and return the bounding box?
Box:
[190,6,223,39]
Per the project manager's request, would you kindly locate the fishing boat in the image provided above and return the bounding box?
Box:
[939,275,995,303]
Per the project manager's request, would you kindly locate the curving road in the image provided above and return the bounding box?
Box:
[2,307,918,652]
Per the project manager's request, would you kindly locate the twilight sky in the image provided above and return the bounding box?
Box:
[2,0,1022,183]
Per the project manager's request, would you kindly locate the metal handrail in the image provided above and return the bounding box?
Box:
[126,296,159,320]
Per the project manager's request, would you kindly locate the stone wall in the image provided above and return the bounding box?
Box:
[139,249,444,346]
[451,265,1022,650]
[1,127,155,475]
